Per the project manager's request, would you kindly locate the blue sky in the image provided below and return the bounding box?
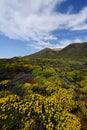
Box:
[0,0,87,58]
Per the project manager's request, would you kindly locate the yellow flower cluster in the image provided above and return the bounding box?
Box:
[55,111,81,130]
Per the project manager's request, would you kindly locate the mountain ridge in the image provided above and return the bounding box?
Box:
[58,42,87,57]
[27,47,61,58]
[27,42,87,58]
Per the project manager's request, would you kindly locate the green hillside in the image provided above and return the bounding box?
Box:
[58,42,87,57]
[28,42,87,58]
[28,48,60,58]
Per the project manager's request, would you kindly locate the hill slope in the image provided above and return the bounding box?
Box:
[58,42,87,57]
[28,42,87,58]
[28,48,62,58]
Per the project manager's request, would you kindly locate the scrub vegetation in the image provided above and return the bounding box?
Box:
[0,56,87,130]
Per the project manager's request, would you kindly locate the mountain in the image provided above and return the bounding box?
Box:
[28,48,62,58]
[58,42,87,57]
[27,42,87,58]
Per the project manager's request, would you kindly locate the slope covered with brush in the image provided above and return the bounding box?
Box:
[27,42,87,58]
[29,48,61,58]
[58,42,87,57]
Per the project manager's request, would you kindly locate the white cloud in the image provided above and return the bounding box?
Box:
[58,37,87,48]
[67,5,73,14]
[0,0,87,50]
[28,37,87,51]
[59,39,82,46]
[67,7,87,30]
[0,0,67,40]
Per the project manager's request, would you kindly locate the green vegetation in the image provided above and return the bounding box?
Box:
[28,42,87,58]
[58,42,87,57]
[0,56,87,130]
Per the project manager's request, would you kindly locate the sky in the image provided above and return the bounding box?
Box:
[0,0,87,58]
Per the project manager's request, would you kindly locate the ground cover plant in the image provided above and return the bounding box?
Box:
[0,57,87,130]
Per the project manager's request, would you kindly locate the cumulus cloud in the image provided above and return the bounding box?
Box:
[0,0,87,50]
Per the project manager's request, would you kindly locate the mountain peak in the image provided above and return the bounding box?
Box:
[27,42,87,58]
